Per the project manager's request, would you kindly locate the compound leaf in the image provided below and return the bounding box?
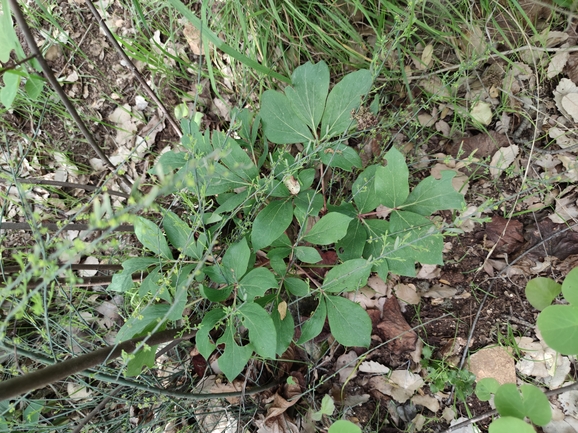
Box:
[321,69,372,138]
[260,90,314,144]
[285,61,329,131]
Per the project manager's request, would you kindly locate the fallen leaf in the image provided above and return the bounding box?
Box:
[359,361,390,374]
[335,351,358,383]
[470,101,493,125]
[547,49,570,78]
[369,370,424,403]
[411,394,440,413]
[376,297,418,355]
[422,285,457,299]
[484,215,525,255]
[393,284,420,305]
[448,131,508,159]
[490,145,519,178]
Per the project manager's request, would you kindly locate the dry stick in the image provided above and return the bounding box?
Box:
[0,176,130,199]
[2,263,124,274]
[444,222,578,432]
[82,0,182,139]
[0,327,193,400]
[7,0,133,192]
[70,338,183,433]
[0,327,279,402]
[0,222,134,232]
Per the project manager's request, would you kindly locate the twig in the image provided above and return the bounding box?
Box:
[0,222,134,232]
[70,338,184,433]
[7,0,134,191]
[0,176,130,198]
[0,327,279,402]
[82,0,182,138]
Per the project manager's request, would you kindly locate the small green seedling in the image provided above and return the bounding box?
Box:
[475,378,552,432]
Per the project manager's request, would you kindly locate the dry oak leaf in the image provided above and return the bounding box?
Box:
[484,215,524,255]
[525,217,578,261]
[376,296,418,355]
[447,130,508,159]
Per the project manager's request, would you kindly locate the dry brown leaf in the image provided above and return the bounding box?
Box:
[484,215,525,255]
[376,297,417,355]
[448,131,508,159]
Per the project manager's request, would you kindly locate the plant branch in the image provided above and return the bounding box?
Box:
[0,176,130,198]
[0,327,194,401]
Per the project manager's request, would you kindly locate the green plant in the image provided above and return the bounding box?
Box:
[525,267,578,355]
[107,60,466,382]
[421,345,476,402]
[475,378,551,433]
[0,0,45,109]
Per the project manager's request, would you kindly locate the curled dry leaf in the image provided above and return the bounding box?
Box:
[484,215,525,255]
[335,350,359,383]
[376,297,417,355]
[447,130,508,159]
[393,284,420,305]
[490,144,519,179]
[369,370,424,403]
[526,217,578,260]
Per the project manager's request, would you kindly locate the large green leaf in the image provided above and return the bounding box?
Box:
[1,71,20,109]
[252,200,294,250]
[284,277,310,297]
[303,212,353,245]
[488,417,535,433]
[134,216,173,260]
[319,142,363,172]
[260,90,315,144]
[162,210,199,258]
[320,69,372,138]
[336,219,368,262]
[525,277,561,311]
[294,246,323,263]
[126,346,157,377]
[328,420,362,433]
[116,304,170,342]
[537,304,578,354]
[403,170,465,215]
[285,61,329,131]
[239,267,278,301]
[212,130,259,180]
[326,295,371,347]
[352,165,380,214]
[238,302,277,359]
[217,324,253,382]
[323,258,372,293]
[272,303,294,355]
[196,308,226,360]
[222,238,251,281]
[386,210,443,276]
[494,384,552,426]
[297,298,327,344]
[562,266,578,305]
[375,147,409,208]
